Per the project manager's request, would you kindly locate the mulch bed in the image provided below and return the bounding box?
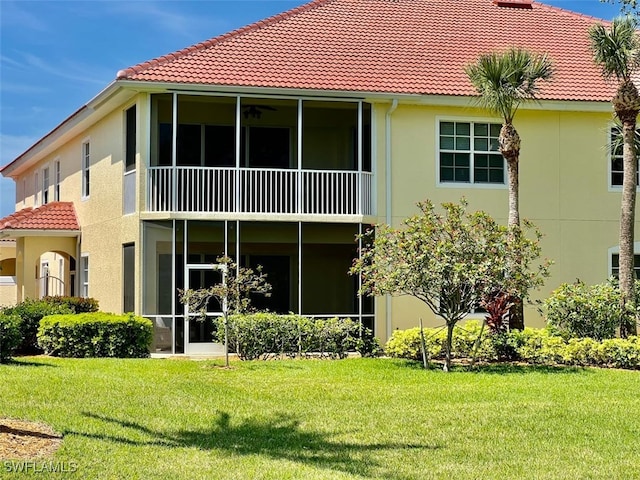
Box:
[0,419,62,460]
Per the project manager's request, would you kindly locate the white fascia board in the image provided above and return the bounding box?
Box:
[121,80,613,113]
[1,82,137,179]
[0,229,81,239]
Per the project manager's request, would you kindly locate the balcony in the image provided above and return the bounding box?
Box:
[147,166,374,216]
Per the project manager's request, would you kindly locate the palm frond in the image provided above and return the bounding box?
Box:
[465,48,553,124]
[589,16,640,82]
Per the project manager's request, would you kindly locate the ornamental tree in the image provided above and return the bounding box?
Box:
[179,255,272,366]
[351,199,551,371]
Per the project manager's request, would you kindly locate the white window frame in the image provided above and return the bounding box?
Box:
[81,139,90,199]
[34,171,39,207]
[436,117,507,189]
[42,165,50,205]
[608,125,640,191]
[54,158,61,201]
[608,243,640,279]
[80,254,89,298]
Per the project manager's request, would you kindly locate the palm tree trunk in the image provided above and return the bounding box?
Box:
[619,119,638,337]
[506,156,525,330]
[507,158,520,228]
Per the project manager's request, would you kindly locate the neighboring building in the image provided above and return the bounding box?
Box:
[0,0,634,353]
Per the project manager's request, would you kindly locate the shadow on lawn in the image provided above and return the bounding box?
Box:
[1,358,58,368]
[67,411,437,479]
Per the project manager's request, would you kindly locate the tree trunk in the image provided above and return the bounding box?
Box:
[443,322,455,372]
[506,157,520,228]
[506,151,525,329]
[619,118,638,337]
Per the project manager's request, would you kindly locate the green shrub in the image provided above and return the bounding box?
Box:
[1,299,73,353]
[221,314,377,360]
[386,325,640,369]
[0,314,22,363]
[594,337,640,369]
[384,321,497,362]
[544,281,621,340]
[41,296,99,313]
[37,313,152,358]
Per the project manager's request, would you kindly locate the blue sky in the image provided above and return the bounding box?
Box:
[0,0,624,218]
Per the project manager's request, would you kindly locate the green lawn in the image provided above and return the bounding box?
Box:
[1,357,640,479]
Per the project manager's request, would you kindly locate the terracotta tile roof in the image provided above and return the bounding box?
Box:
[116,0,617,102]
[0,202,80,232]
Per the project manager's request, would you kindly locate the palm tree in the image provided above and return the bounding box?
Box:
[590,16,640,337]
[465,48,552,329]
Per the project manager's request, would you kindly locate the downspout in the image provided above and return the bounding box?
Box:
[385,99,398,341]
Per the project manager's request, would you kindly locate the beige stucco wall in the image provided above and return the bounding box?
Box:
[372,102,630,338]
[11,94,146,313]
[0,241,17,307]
[5,90,632,342]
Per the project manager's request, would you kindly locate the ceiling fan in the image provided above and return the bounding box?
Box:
[242,105,277,120]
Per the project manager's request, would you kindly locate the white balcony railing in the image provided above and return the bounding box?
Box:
[148,167,373,216]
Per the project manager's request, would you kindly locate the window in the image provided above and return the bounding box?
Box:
[82,141,90,198]
[42,167,50,204]
[81,255,89,297]
[34,172,39,207]
[123,244,135,313]
[610,126,640,187]
[611,253,640,279]
[125,106,136,172]
[54,160,61,201]
[439,121,504,184]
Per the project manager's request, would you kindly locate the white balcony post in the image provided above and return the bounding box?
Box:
[357,100,363,216]
[297,99,303,214]
[235,96,241,212]
[172,93,178,212]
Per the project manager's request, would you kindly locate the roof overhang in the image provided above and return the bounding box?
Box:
[1,77,615,180]
[118,79,615,113]
[0,229,81,240]
[0,81,138,179]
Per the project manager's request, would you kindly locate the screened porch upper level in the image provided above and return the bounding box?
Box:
[145,94,374,217]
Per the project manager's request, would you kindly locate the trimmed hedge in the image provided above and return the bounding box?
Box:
[37,313,152,358]
[1,299,73,353]
[385,323,640,369]
[219,313,380,360]
[385,321,496,361]
[41,296,99,313]
[544,281,621,340]
[0,314,21,363]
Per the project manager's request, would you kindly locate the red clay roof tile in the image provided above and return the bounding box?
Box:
[116,0,618,102]
[0,202,80,232]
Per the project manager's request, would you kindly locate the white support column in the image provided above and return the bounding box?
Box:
[357,101,363,216]
[298,221,302,315]
[182,219,188,354]
[235,96,241,212]
[358,222,363,335]
[297,99,303,214]
[171,93,178,212]
[171,219,176,354]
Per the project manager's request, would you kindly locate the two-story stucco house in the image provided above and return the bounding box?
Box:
[0,0,635,354]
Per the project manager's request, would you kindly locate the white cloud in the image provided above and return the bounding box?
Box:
[0,1,51,33]
[0,133,38,167]
[20,53,109,86]
[107,1,227,39]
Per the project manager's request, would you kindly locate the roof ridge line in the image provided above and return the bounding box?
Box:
[116,0,333,80]
[533,0,612,24]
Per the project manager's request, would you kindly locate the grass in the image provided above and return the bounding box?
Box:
[1,357,640,479]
